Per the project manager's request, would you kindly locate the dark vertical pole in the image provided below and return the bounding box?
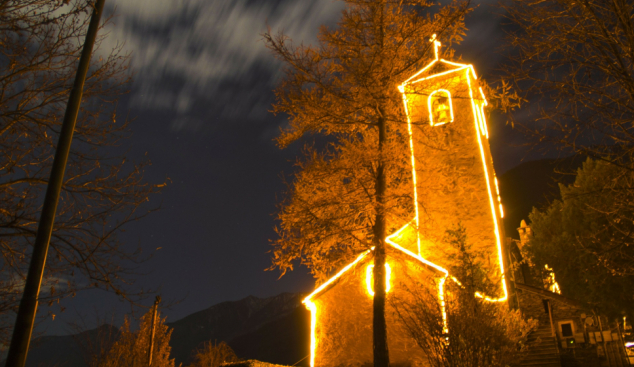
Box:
[616,319,631,367]
[5,1,106,366]
[373,1,389,366]
[373,103,390,367]
[148,296,161,366]
[597,313,613,367]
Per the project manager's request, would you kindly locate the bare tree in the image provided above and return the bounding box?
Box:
[497,0,634,279]
[498,0,634,165]
[0,0,163,344]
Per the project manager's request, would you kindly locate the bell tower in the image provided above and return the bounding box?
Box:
[395,35,508,301]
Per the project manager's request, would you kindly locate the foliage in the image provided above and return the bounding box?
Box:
[526,158,634,320]
[188,341,239,367]
[265,0,471,281]
[441,225,491,295]
[392,225,537,367]
[498,0,634,166]
[499,0,634,322]
[0,0,163,343]
[95,309,174,367]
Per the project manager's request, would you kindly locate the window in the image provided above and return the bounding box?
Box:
[428,90,454,126]
[561,322,573,337]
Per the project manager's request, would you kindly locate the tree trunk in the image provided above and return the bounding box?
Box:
[373,107,390,367]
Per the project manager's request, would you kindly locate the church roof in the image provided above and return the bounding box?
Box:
[401,36,478,87]
[302,222,448,304]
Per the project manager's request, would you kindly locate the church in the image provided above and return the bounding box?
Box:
[301,36,509,367]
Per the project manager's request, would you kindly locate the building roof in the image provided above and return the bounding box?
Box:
[401,36,478,87]
[303,221,448,304]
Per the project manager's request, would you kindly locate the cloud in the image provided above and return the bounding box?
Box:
[102,0,345,114]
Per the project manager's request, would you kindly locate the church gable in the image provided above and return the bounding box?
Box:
[304,247,445,367]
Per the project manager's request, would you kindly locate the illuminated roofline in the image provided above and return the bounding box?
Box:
[385,221,449,276]
[465,70,508,302]
[301,231,448,367]
[403,34,479,85]
[403,34,441,84]
[302,227,449,305]
[303,249,372,304]
[404,63,478,87]
[406,65,469,85]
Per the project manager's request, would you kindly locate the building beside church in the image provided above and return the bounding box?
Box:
[508,220,632,367]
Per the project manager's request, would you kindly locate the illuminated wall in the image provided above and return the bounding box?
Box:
[305,249,441,367]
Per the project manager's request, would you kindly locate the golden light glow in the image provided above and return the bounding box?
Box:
[302,250,371,367]
[401,92,422,255]
[407,66,471,85]
[439,276,448,333]
[466,70,508,303]
[428,89,455,126]
[545,264,561,294]
[494,177,504,218]
[477,87,489,139]
[303,250,372,304]
[432,34,441,60]
[366,263,392,297]
[306,300,317,367]
[386,221,449,276]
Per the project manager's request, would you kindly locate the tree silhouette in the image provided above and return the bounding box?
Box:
[96,309,174,367]
[0,0,163,343]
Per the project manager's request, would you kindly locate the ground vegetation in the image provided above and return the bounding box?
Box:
[188,341,239,367]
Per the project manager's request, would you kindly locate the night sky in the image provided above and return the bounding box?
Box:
[39,0,538,335]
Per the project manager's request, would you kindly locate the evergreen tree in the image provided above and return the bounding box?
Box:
[96,309,174,367]
[526,158,634,320]
[264,1,471,365]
